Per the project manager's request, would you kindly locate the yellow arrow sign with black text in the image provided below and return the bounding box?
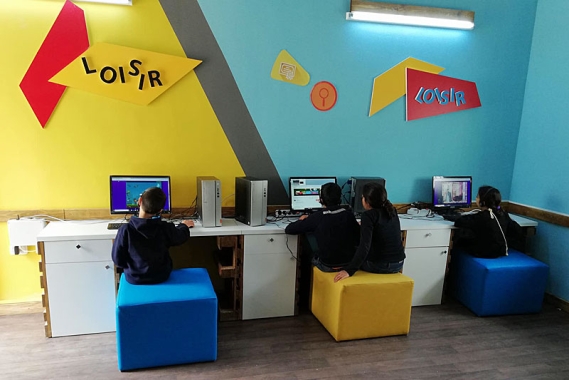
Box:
[50,43,202,105]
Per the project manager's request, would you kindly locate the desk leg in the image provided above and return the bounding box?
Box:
[442,230,455,300]
[38,242,52,338]
[294,237,303,316]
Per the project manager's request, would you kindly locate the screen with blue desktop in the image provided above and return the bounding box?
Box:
[289,177,337,212]
[432,176,472,210]
[110,175,171,214]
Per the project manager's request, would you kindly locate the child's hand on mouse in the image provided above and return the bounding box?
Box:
[182,220,195,228]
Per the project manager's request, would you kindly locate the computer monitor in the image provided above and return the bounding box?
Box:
[109,175,171,215]
[432,176,472,211]
[289,177,337,212]
[350,177,386,214]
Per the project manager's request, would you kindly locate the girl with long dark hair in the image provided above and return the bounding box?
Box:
[334,182,405,282]
[454,185,522,258]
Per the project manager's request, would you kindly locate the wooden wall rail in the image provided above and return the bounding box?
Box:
[1,204,411,222]
[2,202,567,228]
[504,202,569,228]
[0,208,233,222]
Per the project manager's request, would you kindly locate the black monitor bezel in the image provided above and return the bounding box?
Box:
[109,175,172,215]
[289,176,338,212]
[350,177,386,214]
[432,175,472,209]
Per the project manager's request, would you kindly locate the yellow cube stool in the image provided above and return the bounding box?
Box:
[311,268,414,341]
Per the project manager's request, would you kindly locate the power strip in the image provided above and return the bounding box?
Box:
[275,209,304,217]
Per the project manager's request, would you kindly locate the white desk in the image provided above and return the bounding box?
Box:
[396,214,537,306]
[37,219,298,337]
[36,214,537,337]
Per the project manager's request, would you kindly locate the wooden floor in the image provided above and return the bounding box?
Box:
[1,300,569,380]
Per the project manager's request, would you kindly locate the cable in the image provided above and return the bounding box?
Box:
[221,193,235,204]
[170,196,199,220]
[340,179,351,206]
[285,234,298,261]
[264,221,298,260]
[19,214,64,222]
[489,208,508,256]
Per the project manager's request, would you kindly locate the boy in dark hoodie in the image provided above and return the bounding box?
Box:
[111,187,194,285]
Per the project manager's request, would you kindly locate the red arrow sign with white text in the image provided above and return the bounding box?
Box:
[406,68,481,121]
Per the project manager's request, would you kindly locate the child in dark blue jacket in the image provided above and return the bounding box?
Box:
[112,187,194,285]
[285,183,360,272]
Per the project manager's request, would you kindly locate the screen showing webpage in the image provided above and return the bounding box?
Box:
[290,177,336,211]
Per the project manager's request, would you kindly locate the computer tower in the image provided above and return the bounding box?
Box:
[235,176,268,226]
[197,176,222,227]
[350,177,386,214]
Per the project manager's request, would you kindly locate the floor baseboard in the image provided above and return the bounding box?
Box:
[544,292,569,313]
[0,301,43,316]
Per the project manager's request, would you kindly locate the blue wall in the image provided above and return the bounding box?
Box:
[512,0,569,301]
[198,0,537,203]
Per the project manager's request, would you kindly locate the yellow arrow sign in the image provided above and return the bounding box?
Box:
[369,57,444,117]
[50,43,202,105]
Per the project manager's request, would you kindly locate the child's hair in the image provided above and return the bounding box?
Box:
[362,182,397,218]
[140,187,166,215]
[319,182,342,207]
[478,185,502,215]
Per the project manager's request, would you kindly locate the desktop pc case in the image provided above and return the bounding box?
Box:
[350,177,386,214]
[197,176,222,227]
[235,177,268,227]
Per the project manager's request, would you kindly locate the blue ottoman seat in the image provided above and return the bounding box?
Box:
[450,249,549,317]
[116,268,217,371]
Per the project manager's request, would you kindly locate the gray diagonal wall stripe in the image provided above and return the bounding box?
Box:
[159,0,288,205]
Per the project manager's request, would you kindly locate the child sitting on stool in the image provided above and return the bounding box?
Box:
[334,182,405,282]
[453,186,522,258]
[285,182,360,272]
[112,187,194,284]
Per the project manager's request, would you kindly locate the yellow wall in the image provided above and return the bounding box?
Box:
[0,0,244,301]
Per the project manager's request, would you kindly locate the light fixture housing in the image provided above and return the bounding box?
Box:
[74,0,132,5]
[346,0,474,30]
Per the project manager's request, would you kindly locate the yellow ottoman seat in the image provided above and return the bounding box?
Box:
[311,267,414,341]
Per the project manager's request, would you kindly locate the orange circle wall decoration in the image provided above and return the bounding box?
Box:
[310,81,337,111]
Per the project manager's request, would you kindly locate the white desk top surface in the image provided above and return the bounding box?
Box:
[36,218,290,242]
[397,213,537,229]
[36,214,538,242]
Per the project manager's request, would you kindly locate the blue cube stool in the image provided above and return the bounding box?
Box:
[450,249,549,316]
[116,268,218,371]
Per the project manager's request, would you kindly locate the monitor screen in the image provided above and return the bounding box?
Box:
[432,176,472,209]
[289,177,337,212]
[110,175,171,214]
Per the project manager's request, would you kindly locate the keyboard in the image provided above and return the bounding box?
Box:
[107,223,125,230]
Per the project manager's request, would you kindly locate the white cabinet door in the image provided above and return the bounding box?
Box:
[46,260,116,337]
[242,235,297,320]
[403,247,448,306]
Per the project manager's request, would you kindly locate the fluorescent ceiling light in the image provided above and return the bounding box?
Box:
[346,1,474,30]
[74,0,132,5]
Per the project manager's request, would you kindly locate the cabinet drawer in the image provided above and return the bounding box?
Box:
[44,240,113,264]
[244,234,297,255]
[405,229,450,248]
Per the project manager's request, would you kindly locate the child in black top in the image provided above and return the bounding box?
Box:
[334,182,405,282]
[454,186,522,258]
[112,187,194,285]
[285,183,360,272]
